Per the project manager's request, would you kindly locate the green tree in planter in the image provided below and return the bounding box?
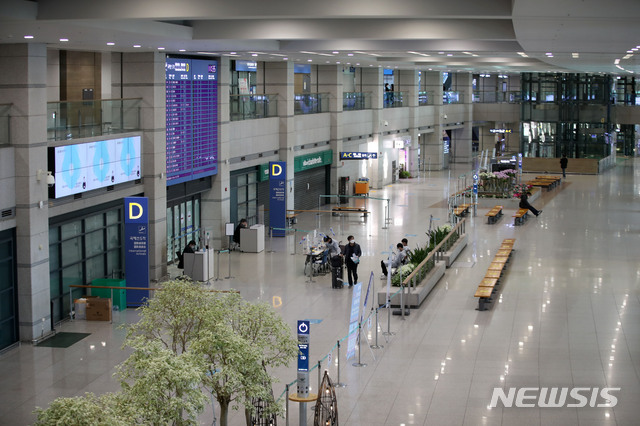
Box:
[116,341,207,425]
[192,293,299,426]
[34,392,134,426]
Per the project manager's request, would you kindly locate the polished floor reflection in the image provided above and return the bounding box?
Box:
[1,159,639,426]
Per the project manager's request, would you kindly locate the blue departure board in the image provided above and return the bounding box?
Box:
[165,58,218,185]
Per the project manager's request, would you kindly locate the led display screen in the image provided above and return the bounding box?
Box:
[50,136,141,198]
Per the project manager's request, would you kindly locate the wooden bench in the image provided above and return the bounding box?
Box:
[474,239,515,311]
[454,203,472,217]
[485,205,504,224]
[513,208,529,225]
[331,206,369,217]
[536,176,561,189]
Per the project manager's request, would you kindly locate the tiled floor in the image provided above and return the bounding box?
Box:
[1,159,639,425]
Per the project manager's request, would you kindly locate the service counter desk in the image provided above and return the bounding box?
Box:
[240,224,265,253]
[183,249,215,281]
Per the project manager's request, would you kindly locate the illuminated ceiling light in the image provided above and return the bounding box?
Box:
[107,42,115,46]
[615,59,620,64]
[438,51,445,54]
[283,57,288,60]
[59,38,69,42]
[336,61,341,64]
[251,53,258,57]
[230,51,237,55]
[332,51,339,54]
[133,44,141,48]
[347,53,353,56]
[24,35,34,39]
[356,63,360,65]
[307,59,312,62]
[627,50,634,53]
[447,53,453,56]
[462,51,473,55]
[572,53,579,58]
[157,47,165,50]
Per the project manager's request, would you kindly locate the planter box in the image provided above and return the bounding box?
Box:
[377,261,446,308]
[442,233,468,268]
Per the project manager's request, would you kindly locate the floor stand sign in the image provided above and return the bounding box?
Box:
[289,320,316,426]
[124,197,149,307]
[269,161,286,237]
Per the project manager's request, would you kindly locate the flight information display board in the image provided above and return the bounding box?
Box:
[165,57,218,185]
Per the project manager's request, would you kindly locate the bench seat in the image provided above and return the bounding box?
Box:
[485,205,504,224]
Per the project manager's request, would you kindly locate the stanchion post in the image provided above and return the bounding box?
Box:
[370,307,383,349]
[267,226,275,253]
[317,360,321,394]
[225,249,234,279]
[214,250,221,281]
[401,284,405,320]
[352,322,367,367]
[291,229,297,255]
[335,340,346,387]
[285,384,290,426]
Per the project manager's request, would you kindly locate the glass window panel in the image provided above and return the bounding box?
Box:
[49,244,59,271]
[61,237,82,266]
[86,255,105,283]
[49,227,59,245]
[0,292,13,321]
[247,203,257,219]
[61,221,81,240]
[186,200,193,234]
[107,225,120,250]
[194,199,200,235]
[0,322,16,349]
[85,214,103,232]
[247,183,257,200]
[106,209,120,225]
[237,174,247,186]
[49,272,60,298]
[107,250,121,277]
[238,185,247,202]
[248,173,256,184]
[85,230,105,257]
[166,207,173,263]
[0,240,10,259]
[0,261,12,291]
[62,263,83,292]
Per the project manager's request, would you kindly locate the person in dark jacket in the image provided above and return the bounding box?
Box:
[178,240,196,269]
[560,154,568,178]
[232,218,248,250]
[519,192,541,216]
[342,235,362,287]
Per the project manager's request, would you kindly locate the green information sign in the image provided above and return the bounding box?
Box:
[294,150,333,173]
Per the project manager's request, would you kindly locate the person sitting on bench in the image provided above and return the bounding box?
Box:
[519,192,542,217]
[401,238,412,264]
[381,243,406,278]
[178,240,196,269]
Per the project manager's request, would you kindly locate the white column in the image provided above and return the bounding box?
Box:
[318,65,343,195]
[361,67,383,188]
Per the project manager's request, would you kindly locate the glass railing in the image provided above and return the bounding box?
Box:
[0,103,10,146]
[472,91,521,103]
[418,91,434,106]
[230,94,278,121]
[343,92,370,111]
[383,91,406,108]
[47,98,142,141]
[294,93,330,115]
[443,91,464,104]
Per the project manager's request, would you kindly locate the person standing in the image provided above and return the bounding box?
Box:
[342,235,362,287]
[560,154,568,178]
[519,191,542,217]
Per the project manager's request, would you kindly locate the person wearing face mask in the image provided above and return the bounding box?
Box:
[342,235,362,287]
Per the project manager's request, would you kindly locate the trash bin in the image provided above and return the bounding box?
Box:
[91,278,126,311]
[330,255,344,289]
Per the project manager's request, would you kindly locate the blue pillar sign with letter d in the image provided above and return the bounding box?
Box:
[124,197,150,307]
[297,320,310,397]
[269,161,286,237]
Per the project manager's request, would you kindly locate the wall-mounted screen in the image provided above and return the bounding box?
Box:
[294,64,311,74]
[166,57,218,186]
[235,60,257,72]
[50,136,141,198]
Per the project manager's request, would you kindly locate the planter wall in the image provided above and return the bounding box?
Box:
[474,188,540,209]
[377,261,446,308]
[442,233,468,267]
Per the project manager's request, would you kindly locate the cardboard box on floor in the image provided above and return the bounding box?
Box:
[86,296,112,321]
